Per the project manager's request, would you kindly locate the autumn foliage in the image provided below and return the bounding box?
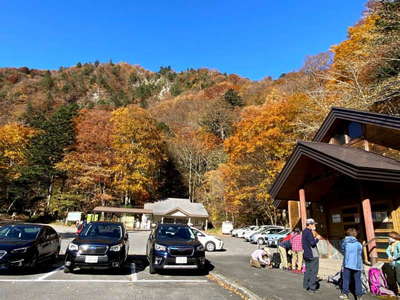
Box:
[0,1,399,226]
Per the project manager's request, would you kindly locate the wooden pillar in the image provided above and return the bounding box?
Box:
[361,195,378,264]
[299,189,307,230]
[161,217,164,224]
[205,219,208,231]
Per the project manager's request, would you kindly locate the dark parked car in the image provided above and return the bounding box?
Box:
[0,223,60,270]
[146,223,206,274]
[64,222,129,273]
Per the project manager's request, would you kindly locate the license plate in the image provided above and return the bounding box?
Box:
[85,256,99,263]
[176,257,187,264]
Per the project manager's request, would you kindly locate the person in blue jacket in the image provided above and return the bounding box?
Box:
[339,227,363,300]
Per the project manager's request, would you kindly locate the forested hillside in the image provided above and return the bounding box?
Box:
[0,0,399,225]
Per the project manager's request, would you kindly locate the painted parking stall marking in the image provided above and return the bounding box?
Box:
[36,266,64,281]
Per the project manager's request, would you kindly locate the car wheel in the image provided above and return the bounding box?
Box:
[149,263,157,274]
[206,242,216,252]
[257,238,264,245]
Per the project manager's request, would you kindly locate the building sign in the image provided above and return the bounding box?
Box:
[332,214,341,223]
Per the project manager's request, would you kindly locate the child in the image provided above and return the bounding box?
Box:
[386,231,400,289]
[339,228,363,300]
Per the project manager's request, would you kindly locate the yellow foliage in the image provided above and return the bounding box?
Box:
[0,123,37,180]
[111,105,166,202]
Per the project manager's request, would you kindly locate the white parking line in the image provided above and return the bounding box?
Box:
[130,263,137,281]
[136,279,208,283]
[0,279,130,283]
[0,279,208,283]
[36,266,64,281]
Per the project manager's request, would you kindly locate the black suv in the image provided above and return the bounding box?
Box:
[64,222,129,273]
[0,223,60,270]
[146,223,206,274]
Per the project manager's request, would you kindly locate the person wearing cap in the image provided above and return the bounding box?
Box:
[250,247,271,268]
[302,218,322,293]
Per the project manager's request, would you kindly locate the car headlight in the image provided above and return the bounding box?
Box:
[68,243,79,251]
[11,247,28,254]
[110,244,123,252]
[154,243,167,251]
[196,244,205,251]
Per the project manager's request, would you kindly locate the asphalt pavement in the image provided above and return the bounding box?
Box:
[0,227,380,300]
[207,235,378,300]
[0,230,240,300]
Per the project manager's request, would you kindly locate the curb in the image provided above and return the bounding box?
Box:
[208,271,263,300]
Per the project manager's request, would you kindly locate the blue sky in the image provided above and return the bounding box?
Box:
[0,1,366,80]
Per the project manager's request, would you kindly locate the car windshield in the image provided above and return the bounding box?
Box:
[81,223,122,239]
[156,225,195,241]
[0,225,41,241]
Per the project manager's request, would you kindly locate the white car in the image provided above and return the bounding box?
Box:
[243,226,276,241]
[236,226,258,238]
[191,227,224,252]
[250,227,286,244]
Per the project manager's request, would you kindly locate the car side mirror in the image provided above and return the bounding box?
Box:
[124,233,128,240]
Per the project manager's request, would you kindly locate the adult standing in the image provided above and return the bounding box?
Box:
[386,232,400,290]
[278,235,291,270]
[290,228,303,273]
[302,218,321,293]
[339,228,363,300]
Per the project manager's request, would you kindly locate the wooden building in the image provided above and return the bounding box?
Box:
[144,198,209,229]
[270,107,400,263]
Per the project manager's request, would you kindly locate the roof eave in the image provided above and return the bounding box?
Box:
[313,107,400,142]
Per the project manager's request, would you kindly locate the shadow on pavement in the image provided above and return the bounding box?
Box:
[0,255,65,276]
[129,254,214,276]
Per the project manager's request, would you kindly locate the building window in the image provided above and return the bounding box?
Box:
[348,122,363,140]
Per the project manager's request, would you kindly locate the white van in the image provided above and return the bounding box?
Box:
[222,221,234,235]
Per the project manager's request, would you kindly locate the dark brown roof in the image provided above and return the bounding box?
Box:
[313,107,400,143]
[270,141,400,202]
[92,206,152,214]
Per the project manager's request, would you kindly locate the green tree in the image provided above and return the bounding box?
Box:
[20,103,79,209]
[224,89,243,107]
[41,71,54,91]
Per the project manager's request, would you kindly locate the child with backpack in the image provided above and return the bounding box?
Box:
[339,228,363,299]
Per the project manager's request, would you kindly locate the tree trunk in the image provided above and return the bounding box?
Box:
[188,155,192,202]
[46,175,54,208]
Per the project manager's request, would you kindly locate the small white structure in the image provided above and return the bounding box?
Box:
[144,198,209,229]
[222,221,234,235]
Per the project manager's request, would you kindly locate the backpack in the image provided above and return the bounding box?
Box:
[271,252,281,268]
[327,271,343,289]
[368,267,395,296]
[361,270,370,294]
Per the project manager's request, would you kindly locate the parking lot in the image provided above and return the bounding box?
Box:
[0,230,240,300]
